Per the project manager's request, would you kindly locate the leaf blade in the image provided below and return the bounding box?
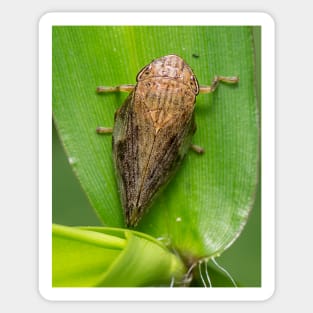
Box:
[53,25,259,261]
[52,224,186,287]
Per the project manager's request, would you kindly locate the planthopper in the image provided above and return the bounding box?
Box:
[96,54,238,227]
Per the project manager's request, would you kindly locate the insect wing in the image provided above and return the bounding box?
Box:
[113,86,196,226]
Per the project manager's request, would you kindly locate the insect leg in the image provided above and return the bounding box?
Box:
[96,127,113,134]
[190,144,205,154]
[199,76,239,94]
[96,84,135,93]
[96,85,133,133]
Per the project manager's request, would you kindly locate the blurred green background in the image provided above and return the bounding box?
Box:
[52,27,261,287]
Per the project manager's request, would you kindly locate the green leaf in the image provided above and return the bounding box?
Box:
[52,224,186,287]
[53,26,259,262]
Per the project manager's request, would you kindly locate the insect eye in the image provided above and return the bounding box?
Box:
[190,75,199,94]
[136,64,152,81]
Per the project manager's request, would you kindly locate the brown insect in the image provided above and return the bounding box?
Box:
[97,54,238,227]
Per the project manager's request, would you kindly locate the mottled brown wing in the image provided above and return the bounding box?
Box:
[112,91,143,226]
[113,80,196,226]
[133,111,196,222]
